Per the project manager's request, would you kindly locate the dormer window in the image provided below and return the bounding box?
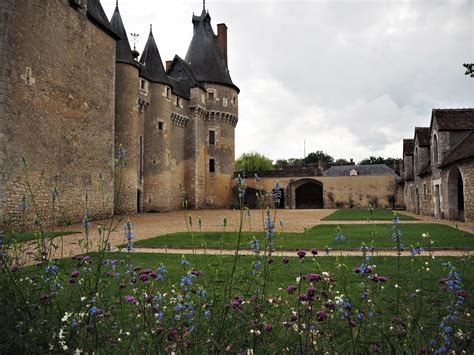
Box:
[140,79,148,95]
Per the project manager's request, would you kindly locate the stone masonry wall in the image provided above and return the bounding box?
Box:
[0,0,10,228]
[114,63,141,214]
[2,0,116,229]
[244,175,402,209]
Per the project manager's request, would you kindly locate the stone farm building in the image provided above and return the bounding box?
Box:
[0,0,239,228]
[241,164,404,210]
[402,109,474,224]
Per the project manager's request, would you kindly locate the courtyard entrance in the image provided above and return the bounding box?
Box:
[295,180,323,209]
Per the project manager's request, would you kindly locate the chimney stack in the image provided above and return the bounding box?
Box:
[399,159,404,178]
[166,60,173,72]
[217,23,228,67]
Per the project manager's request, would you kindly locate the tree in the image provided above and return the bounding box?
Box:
[334,158,350,165]
[235,152,275,172]
[358,156,401,173]
[463,63,474,78]
[303,151,334,165]
[274,159,290,169]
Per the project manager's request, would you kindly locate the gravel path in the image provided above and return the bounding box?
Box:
[18,209,473,260]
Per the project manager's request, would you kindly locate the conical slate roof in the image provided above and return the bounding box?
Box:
[139,27,169,85]
[185,9,237,90]
[110,3,136,65]
[86,0,119,39]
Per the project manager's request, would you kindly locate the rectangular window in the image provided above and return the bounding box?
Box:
[177,97,182,107]
[209,158,215,173]
[208,91,215,101]
[166,87,171,99]
[223,98,228,107]
[209,130,215,145]
[140,79,148,95]
[423,184,427,198]
[158,121,165,131]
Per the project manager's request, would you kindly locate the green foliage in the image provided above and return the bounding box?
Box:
[334,158,351,165]
[303,150,334,165]
[235,152,275,172]
[358,156,401,172]
[463,63,474,77]
[135,223,473,250]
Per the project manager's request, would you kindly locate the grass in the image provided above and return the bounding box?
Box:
[322,209,416,221]
[4,230,80,243]
[47,253,474,319]
[134,223,474,250]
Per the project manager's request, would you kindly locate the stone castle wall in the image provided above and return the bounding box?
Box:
[1,0,116,228]
[244,175,402,209]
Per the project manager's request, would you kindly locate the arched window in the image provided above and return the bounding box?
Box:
[433,134,439,163]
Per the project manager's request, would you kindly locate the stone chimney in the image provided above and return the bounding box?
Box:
[166,60,173,72]
[217,23,228,67]
[399,159,404,178]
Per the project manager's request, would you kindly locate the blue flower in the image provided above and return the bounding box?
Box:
[204,310,211,317]
[89,306,97,315]
[156,312,164,321]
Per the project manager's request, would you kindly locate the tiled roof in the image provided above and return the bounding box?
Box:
[110,4,136,66]
[86,0,120,39]
[139,28,169,85]
[185,9,239,91]
[414,127,431,147]
[323,164,397,177]
[439,132,474,168]
[403,139,414,156]
[432,109,474,131]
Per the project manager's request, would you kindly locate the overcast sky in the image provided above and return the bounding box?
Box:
[102,0,473,162]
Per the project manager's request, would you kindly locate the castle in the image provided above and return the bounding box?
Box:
[0,0,238,227]
[402,109,474,224]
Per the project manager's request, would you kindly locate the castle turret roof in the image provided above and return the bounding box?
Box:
[140,26,169,85]
[185,8,238,91]
[110,3,136,66]
[84,0,120,39]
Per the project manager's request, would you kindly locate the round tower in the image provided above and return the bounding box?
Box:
[110,3,142,214]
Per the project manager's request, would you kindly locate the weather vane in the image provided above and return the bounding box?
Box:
[130,33,139,51]
[203,0,206,11]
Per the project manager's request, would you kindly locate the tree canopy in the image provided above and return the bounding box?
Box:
[235,152,275,172]
[358,156,401,173]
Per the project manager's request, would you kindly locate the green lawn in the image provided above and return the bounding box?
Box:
[4,230,80,243]
[134,223,474,250]
[322,209,416,221]
[50,252,474,302]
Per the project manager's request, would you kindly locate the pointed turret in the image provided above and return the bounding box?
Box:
[139,26,169,85]
[185,7,238,90]
[110,1,136,65]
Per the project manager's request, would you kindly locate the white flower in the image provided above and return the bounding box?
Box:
[58,328,65,340]
[74,349,82,354]
[455,329,464,340]
[296,276,301,284]
[61,312,72,322]
[80,296,86,301]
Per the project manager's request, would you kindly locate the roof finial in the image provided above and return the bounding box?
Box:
[203,0,206,11]
[150,24,153,34]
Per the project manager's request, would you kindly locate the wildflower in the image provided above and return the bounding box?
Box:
[311,249,318,256]
[249,238,260,253]
[287,285,297,294]
[307,287,316,297]
[89,307,97,315]
[231,297,243,309]
[316,311,327,321]
[273,182,282,207]
[82,210,92,229]
[335,226,345,241]
[70,271,80,278]
[297,250,306,258]
[204,310,211,318]
[411,246,424,256]
[282,257,289,264]
[306,274,322,282]
[116,145,126,159]
[123,220,134,252]
[20,195,28,210]
[264,323,273,332]
[125,295,137,304]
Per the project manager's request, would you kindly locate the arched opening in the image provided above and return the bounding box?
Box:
[415,188,420,215]
[295,181,323,209]
[447,166,465,221]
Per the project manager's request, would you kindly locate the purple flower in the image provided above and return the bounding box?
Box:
[125,295,137,304]
[264,323,273,332]
[232,297,243,309]
[297,250,306,258]
[298,294,309,302]
[139,274,149,282]
[307,287,316,297]
[70,271,80,278]
[306,273,322,282]
[316,310,327,321]
[287,285,297,294]
[282,257,289,264]
[311,249,318,256]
